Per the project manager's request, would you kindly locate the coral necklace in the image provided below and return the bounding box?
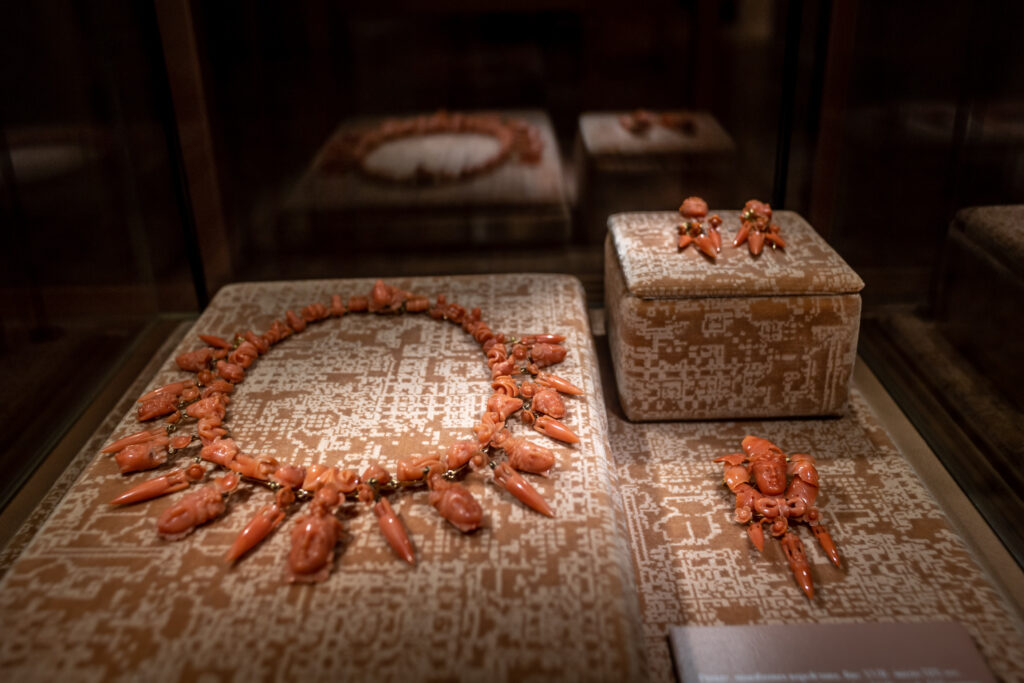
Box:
[318,110,544,185]
[101,280,583,583]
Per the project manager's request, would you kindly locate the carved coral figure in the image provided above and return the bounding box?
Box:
[733,199,785,255]
[677,196,723,259]
[714,436,841,599]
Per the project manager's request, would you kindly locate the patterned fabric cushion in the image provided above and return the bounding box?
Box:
[607,389,1024,682]
[606,212,863,421]
[0,275,645,681]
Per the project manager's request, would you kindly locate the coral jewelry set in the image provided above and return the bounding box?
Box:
[676,196,787,258]
[102,217,839,599]
[103,280,582,583]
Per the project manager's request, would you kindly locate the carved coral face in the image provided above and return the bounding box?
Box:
[742,435,787,495]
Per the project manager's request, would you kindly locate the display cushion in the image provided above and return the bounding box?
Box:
[608,389,1024,682]
[0,275,645,681]
[606,212,864,421]
[284,110,569,245]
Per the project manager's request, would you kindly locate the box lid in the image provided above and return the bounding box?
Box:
[609,210,865,298]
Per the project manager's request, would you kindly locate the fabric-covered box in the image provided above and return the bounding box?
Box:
[605,210,864,421]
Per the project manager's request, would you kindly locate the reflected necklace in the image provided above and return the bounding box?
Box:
[318,111,543,185]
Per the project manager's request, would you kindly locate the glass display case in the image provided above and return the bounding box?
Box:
[1,1,1021,680]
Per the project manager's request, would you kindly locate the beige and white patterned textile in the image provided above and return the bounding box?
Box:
[2,275,1021,682]
[606,386,1024,682]
[606,212,864,420]
[0,275,645,682]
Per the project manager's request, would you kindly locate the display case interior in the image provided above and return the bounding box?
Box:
[2,1,1023,680]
